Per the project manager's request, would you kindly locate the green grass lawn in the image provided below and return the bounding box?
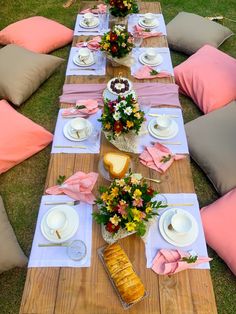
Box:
[0,0,236,313]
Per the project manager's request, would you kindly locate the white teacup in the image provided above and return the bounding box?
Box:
[171,211,193,235]
[144,13,156,25]
[155,114,172,131]
[46,210,68,232]
[145,48,157,62]
[84,12,95,25]
[78,47,91,63]
[70,117,89,138]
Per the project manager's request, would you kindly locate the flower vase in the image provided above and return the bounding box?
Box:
[109,15,129,28]
[101,224,135,244]
[104,130,139,153]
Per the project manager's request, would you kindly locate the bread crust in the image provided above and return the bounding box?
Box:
[103,152,130,179]
[103,243,145,305]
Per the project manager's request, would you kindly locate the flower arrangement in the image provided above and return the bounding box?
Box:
[99,94,145,139]
[106,0,139,17]
[93,172,165,236]
[100,25,134,59]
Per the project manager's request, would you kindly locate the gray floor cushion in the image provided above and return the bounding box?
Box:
[185,100,236,195]
[167,12,233,55]
[0,196,28,273]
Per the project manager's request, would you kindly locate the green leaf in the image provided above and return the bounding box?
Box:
[56,175,66,185]
[160,154,172,163]
[136,221,146,236]
[150,69,159,76]
[75,104,86,110]
[181,255,198,264]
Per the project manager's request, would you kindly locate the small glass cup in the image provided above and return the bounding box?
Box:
[156,194,168,213]
[133,32,143,48]
[139,97,151,115]
[88,128,100,146]
[67,240,87,261]
[98,12,107,32]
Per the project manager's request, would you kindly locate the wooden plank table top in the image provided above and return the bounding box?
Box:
[20,2,217,314]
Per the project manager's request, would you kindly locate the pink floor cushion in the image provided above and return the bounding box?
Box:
[201,188,236,275]
[174,45,236,114]
[0,16,73,53]
[0,100,53,174]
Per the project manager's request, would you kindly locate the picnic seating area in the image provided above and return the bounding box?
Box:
[0,1,236,313]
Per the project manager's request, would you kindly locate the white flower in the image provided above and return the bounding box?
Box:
[113,111,121,121]
[115,25,125,31]
[114,103,122,111]
[119,100,127,107]
[124,107,132,115]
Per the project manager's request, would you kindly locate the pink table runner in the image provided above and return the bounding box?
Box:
[59,83,181,108]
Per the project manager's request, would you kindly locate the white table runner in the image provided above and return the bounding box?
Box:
[144,193,210,269]
[51,109,102,154]
[28,195,93,268]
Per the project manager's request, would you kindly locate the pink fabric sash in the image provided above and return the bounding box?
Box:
[59,83,181,107]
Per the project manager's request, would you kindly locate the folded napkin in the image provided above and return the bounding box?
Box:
[76,36,101,51]
[46,172,98,204]
[152,249,212,275]
[81,4,107,14]
[62,99,99,118]
[139,143,185,173]
[133,25,163,38]
[134,65,171,80]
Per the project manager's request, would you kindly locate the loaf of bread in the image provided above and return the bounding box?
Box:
[103,243,145,305]
[103,152,130,179]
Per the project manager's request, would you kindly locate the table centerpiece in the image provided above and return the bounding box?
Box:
[93,172,164,243]
[100,25,134,67]
[99,89,145,152]
[106,0,139,27]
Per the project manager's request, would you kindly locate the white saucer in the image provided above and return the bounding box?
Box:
[159,208,199,247]
[139,52,163,66]
[98,158,133,181]
[79,17,99,29]
[63,119,93,142]
[73,52,95,67]
[102,88,137,102]
[41,205,79,243]
[138,18,159,29]
[148,118,179,139]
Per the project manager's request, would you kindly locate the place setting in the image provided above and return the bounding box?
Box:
[74,12,109,36]
[28,195,93,268]
[136,107,189,154]
[128,12,167,36]
[144,193,210,270]
[51,108,102,154]
[131,47,174,78]
[66,46,106,76]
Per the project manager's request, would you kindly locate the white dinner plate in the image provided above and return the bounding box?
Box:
[148,118,179,139]
[159,208,199,247]
[63,119,93,142]
[41,205,79,243]
[138,18,159,29]
[139,52,163,66]
[73,53,95,67]
[79,17,99,29]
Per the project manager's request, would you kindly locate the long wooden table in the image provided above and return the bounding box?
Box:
[20,2,217,313]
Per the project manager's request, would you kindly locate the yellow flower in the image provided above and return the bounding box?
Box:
[127,3,132,9]
[124,1,128,6]
[132,107,138,113]
[145,206,152,214]
[116,30,120,36]
[116,179,125,187]
[134,112,141,119]
[121,42,126,48]
[106,204,114,212]
[126,120,134,128]
[106,34,110,41]
[111,187,119,197]
[104,122,111,130]
[123,185,131,193]
[133,189,142,199]
[126,222,136,232]
[101,192,109,202]
[103,43,110,50]
[110,214,121,226]
[132,208,141,222]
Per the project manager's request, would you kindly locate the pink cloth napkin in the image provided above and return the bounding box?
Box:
[62,99,99,118]
[76,36,101,51]
[46,172,98,204]
[139,143,185,173]
[133,25,163,38]
[80,4,107,13]
[134,65,171,79]
[152,249,212,275]
[59,83,181,108]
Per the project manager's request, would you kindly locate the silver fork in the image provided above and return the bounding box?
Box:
[44,200,80,206]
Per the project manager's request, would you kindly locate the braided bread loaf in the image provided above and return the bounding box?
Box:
[103,243,145,305]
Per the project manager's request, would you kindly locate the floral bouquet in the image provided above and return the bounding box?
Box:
[100,25,133,59]
[93,172,165,237]
[99,94,145,140]
[105,0,139,17]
